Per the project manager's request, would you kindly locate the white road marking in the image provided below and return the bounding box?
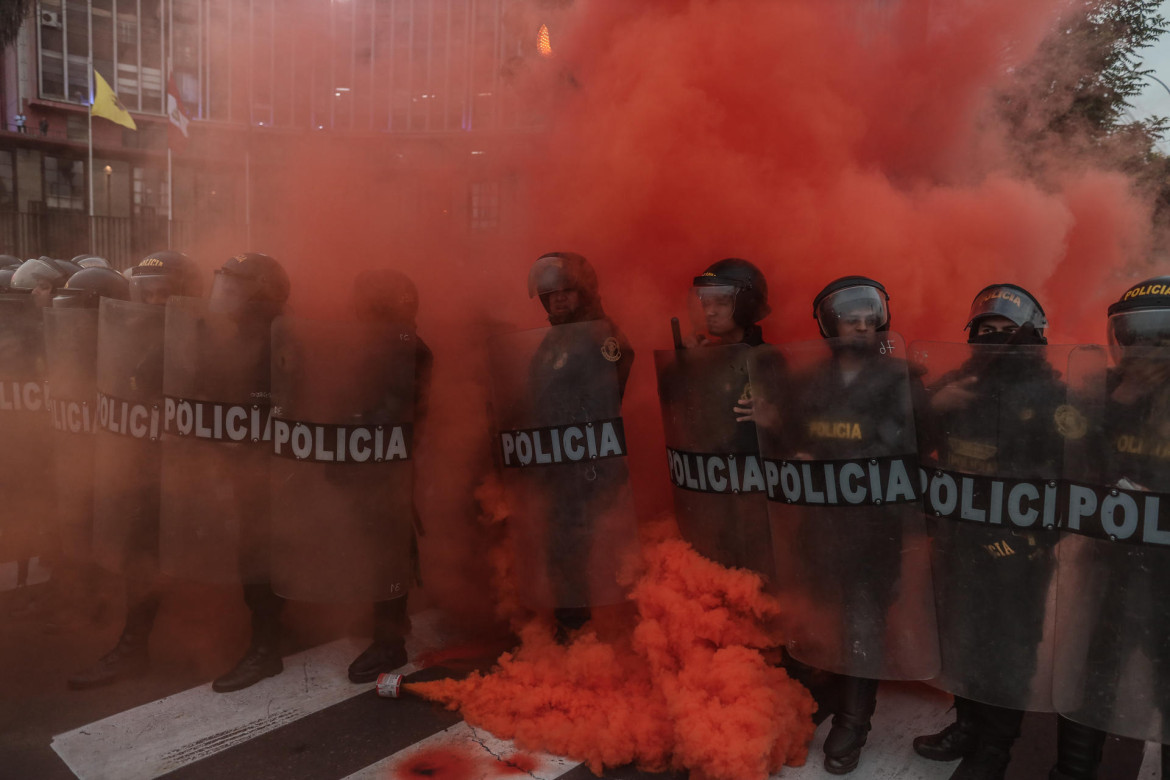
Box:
[51,615,445,780]
[340,720,580,780]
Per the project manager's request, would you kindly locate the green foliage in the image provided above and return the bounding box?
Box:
[0,0,31,51]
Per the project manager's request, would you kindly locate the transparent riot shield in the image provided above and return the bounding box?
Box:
[44,306,99,561]
[92,298,166,575]
[159,297,273,584]
[750,333,938,680]
[1054,344,1170,743]
[654,344,774,578]
[488,321,639,609]
[269,316,416,603]
[911,340,1068,711]
[0,295,51,564]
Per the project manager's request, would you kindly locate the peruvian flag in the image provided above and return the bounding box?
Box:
[166,75,191,153]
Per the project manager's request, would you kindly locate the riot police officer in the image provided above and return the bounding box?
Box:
[527,252,634,639]
[204,253,294,692]
[801,276,917,775]
[1046,277,1170,780]
[345,268,433,682]
[912,284,1062,780]
[67,251,203,690]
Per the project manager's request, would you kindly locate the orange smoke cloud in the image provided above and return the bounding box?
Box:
[413,521,815,780]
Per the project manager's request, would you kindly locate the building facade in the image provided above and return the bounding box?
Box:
[0,0,549,265]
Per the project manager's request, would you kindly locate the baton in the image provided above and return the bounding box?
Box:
[671,317,683,350]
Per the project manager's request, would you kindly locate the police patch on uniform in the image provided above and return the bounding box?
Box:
[1055,404,1087,440]
[601,337,621,362]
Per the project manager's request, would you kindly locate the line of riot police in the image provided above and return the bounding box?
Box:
[657,262,1170,780]
[2,246,1168,780]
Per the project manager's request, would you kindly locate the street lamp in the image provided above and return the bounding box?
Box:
[103,165,112,215]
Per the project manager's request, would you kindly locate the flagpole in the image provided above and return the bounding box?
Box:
[87,0,95,253]
[245,147,251,248]
[166,5,173,250]
[167,147,173,248]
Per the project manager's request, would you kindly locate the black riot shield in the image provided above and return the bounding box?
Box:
[0,295,51,563]
[750,333,938,680]
[488,321,639,609]
[654,344,774,578]
[159,297,273,584]
[44,306,100,561]
[1054,345,1170,743]
[91,298,166,575]
[269,316,416,603]
[911,340,1068,711]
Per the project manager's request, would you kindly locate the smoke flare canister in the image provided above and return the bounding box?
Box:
[376,672,404,698]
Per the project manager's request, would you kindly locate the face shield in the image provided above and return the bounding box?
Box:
[815,285,889,338]
[689,284,740,339]
[51,289,99,309]
[209,269,262,315]
[965,288,1047,332]
[528,255,578,298]
[129,273,181,306]
[1108,308,1170,364]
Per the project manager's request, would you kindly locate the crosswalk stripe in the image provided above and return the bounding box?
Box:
[50,613,447,780]
[339,721,581,780]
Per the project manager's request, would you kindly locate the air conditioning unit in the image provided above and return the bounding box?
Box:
[40,10,62,28]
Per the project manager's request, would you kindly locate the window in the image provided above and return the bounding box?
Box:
[0,152,14,210]
[469,181,499,231]
[133,166,168,216]
[44,157,85,211]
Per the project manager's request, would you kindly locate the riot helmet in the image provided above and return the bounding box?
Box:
[965,283,1047,345]
[812,276,890,339]
[0,268,16,293]
[209,252,290,316]
[528,252,603,324]
[354,269,419,325]
[692,258,771,331]
[129,251,203,305]
[0,254,20,266]
[51,267,131,309]
[11,256,77,307]
[1107,276,1170,363]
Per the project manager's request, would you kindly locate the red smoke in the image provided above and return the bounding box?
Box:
[165,1,1163,772]
[412,522,815,779]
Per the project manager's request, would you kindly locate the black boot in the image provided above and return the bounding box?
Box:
[914,696,981,761]
[349,598,410,683]
[781,652,840,725]
[948,702,1022,780]
[348,638,407,683]
[213,585,283,693]
[1048,717,1105,780]
[823,676,879,775]
[1161,743,1169,780]
[67,597,157,690]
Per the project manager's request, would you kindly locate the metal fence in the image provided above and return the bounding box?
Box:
[0,210,219,269]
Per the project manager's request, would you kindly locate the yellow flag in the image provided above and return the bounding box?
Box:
[91,71,137,130]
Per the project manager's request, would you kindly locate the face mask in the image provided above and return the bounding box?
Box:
[968,323,1047,346]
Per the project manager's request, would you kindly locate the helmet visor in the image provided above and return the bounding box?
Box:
[528,255,576,298]
[51,289,98,309]
[1108,308,1170,361]
[966,288,1046,331]
[689,284,739,340]
[129,273,181,305]
[209,269,260,314]
[816,286,889,337]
